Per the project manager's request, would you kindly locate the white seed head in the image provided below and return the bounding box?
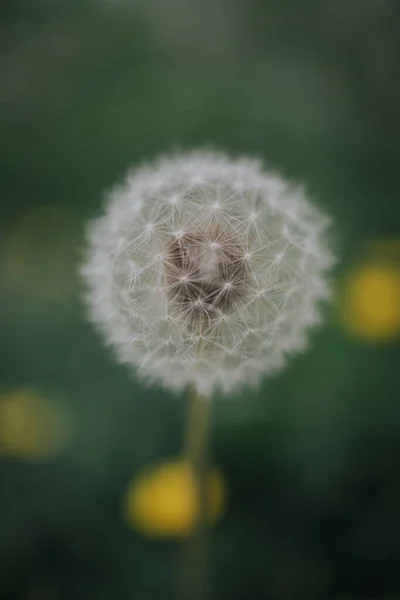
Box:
[81,150,334,396]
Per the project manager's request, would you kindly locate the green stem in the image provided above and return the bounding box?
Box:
[179,387,212,600]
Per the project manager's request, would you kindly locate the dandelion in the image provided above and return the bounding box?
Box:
[0,389,68,459]
[122,459,226,539]
[81,149,334,600]
[81,149,334,397]
[340,259,400,342]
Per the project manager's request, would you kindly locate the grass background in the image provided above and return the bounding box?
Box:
[1,1,400,598]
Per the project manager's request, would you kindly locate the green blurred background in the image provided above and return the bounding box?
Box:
[1,1,400,598]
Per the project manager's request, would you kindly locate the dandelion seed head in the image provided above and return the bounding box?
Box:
[81,150,334,395]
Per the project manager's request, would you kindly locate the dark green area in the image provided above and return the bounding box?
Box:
[1,1,400,598]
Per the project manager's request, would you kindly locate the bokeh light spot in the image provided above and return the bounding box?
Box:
[122,459,226,539]
[340,259,400,342]
[0,389,69,459]
[2,205,81,300]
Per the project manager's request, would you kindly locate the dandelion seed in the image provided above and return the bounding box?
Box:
[81,150,334,395]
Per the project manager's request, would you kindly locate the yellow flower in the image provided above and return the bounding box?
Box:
[3,205,80,300]
[0,389,68,459]
[122,459,226,538]
[340,262,400,341]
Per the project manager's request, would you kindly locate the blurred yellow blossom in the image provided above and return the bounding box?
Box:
[340,258,400,342]
[2,205,81,300]
[122,459,226,538]
[370,237,400,262]
[0,389,68,458]
[27,587,54,600]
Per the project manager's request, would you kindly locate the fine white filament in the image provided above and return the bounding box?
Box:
[81,150,334,396]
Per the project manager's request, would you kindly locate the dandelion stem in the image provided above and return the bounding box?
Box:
[180,387,212,600]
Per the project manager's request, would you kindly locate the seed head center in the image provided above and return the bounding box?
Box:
[164,228,250,320]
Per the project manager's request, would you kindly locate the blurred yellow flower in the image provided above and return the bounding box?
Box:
[0,389,68,459]
[340,261,400,341]
[122,459,226,538]
[2,205,81,300]
[370,237,400,262]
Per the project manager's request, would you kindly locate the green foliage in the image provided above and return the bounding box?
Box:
[1,1,400,598]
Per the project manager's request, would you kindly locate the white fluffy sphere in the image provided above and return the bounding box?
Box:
[81,150,334,396]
